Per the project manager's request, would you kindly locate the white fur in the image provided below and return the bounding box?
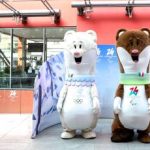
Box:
[114,97,121,114]
[117,46,150,73]
[62,86,96,129]
[118,30,126,38]
[64,30,98,77]
[57,84,68,112]
[116,46,150,130]
[142,30,150,36]
[148,98,150,113]
[57,30,100,138]
[120,85,149,130]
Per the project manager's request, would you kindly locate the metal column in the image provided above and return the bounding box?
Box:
[43,28,47,62]
[10,28,13,88]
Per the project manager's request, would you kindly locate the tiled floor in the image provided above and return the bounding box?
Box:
[0,114,149,150]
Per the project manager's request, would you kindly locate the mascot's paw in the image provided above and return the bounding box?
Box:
[61,131,76,139]
[114,97,122,114]
[92,97,100,114]
[92,107,99,114]
[82,130,96,139]
[111,129,134,142]
[57,107,62,113]
[56,103,62,113]
[138,132,150,143]
[148,98,150,113]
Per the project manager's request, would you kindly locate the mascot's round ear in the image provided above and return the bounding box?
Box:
[64,30,76,41]
[116,29,127,41]
[86,30,97,42]
[141,28,150,38]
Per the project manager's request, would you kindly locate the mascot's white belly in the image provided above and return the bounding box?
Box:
[62,85,94,130]
[119,85,150,130]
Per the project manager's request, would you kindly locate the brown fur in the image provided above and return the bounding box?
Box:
[115,84,123,98]
[116,30,150,55]
[111,28,150,143]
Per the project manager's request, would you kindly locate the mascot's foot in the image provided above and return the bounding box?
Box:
[111,129,134,142]
[138,132,150,143]
[82,130,96,139]
[61,131,76,139]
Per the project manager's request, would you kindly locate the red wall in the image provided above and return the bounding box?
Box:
[1,1,150,42]
[0,0,77,27]
[0,90,33,113]
[77,7,150,44]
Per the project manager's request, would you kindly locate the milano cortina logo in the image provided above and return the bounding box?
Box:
[129,86,139,96]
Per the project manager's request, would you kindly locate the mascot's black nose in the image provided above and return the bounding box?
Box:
[131,49,139,62]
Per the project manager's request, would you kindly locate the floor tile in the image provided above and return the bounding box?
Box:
[0,114,149,150]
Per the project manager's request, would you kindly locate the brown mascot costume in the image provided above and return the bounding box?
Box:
[111,28,150,143]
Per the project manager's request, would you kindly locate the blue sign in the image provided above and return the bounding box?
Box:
[96,45,119,117]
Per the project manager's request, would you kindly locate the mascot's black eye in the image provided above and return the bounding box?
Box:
[136,39,140,45]
[79,44,82,48]
[130,41,133,46]
[74,45,76,49]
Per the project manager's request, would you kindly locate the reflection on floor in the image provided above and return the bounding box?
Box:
[0,114,149,150]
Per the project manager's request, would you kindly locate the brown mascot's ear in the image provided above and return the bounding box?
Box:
[141,28,150,38]
[116,29,127,41]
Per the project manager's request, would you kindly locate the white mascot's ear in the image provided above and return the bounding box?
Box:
[86,30,97,42]
[64,30,76,41]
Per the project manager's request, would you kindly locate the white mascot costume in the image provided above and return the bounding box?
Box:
[57,30,100,139]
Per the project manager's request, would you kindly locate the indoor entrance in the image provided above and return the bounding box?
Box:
[0,27,76,113]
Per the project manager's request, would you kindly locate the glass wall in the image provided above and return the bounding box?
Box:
[0,30,11,88]
[0,27,76,89]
